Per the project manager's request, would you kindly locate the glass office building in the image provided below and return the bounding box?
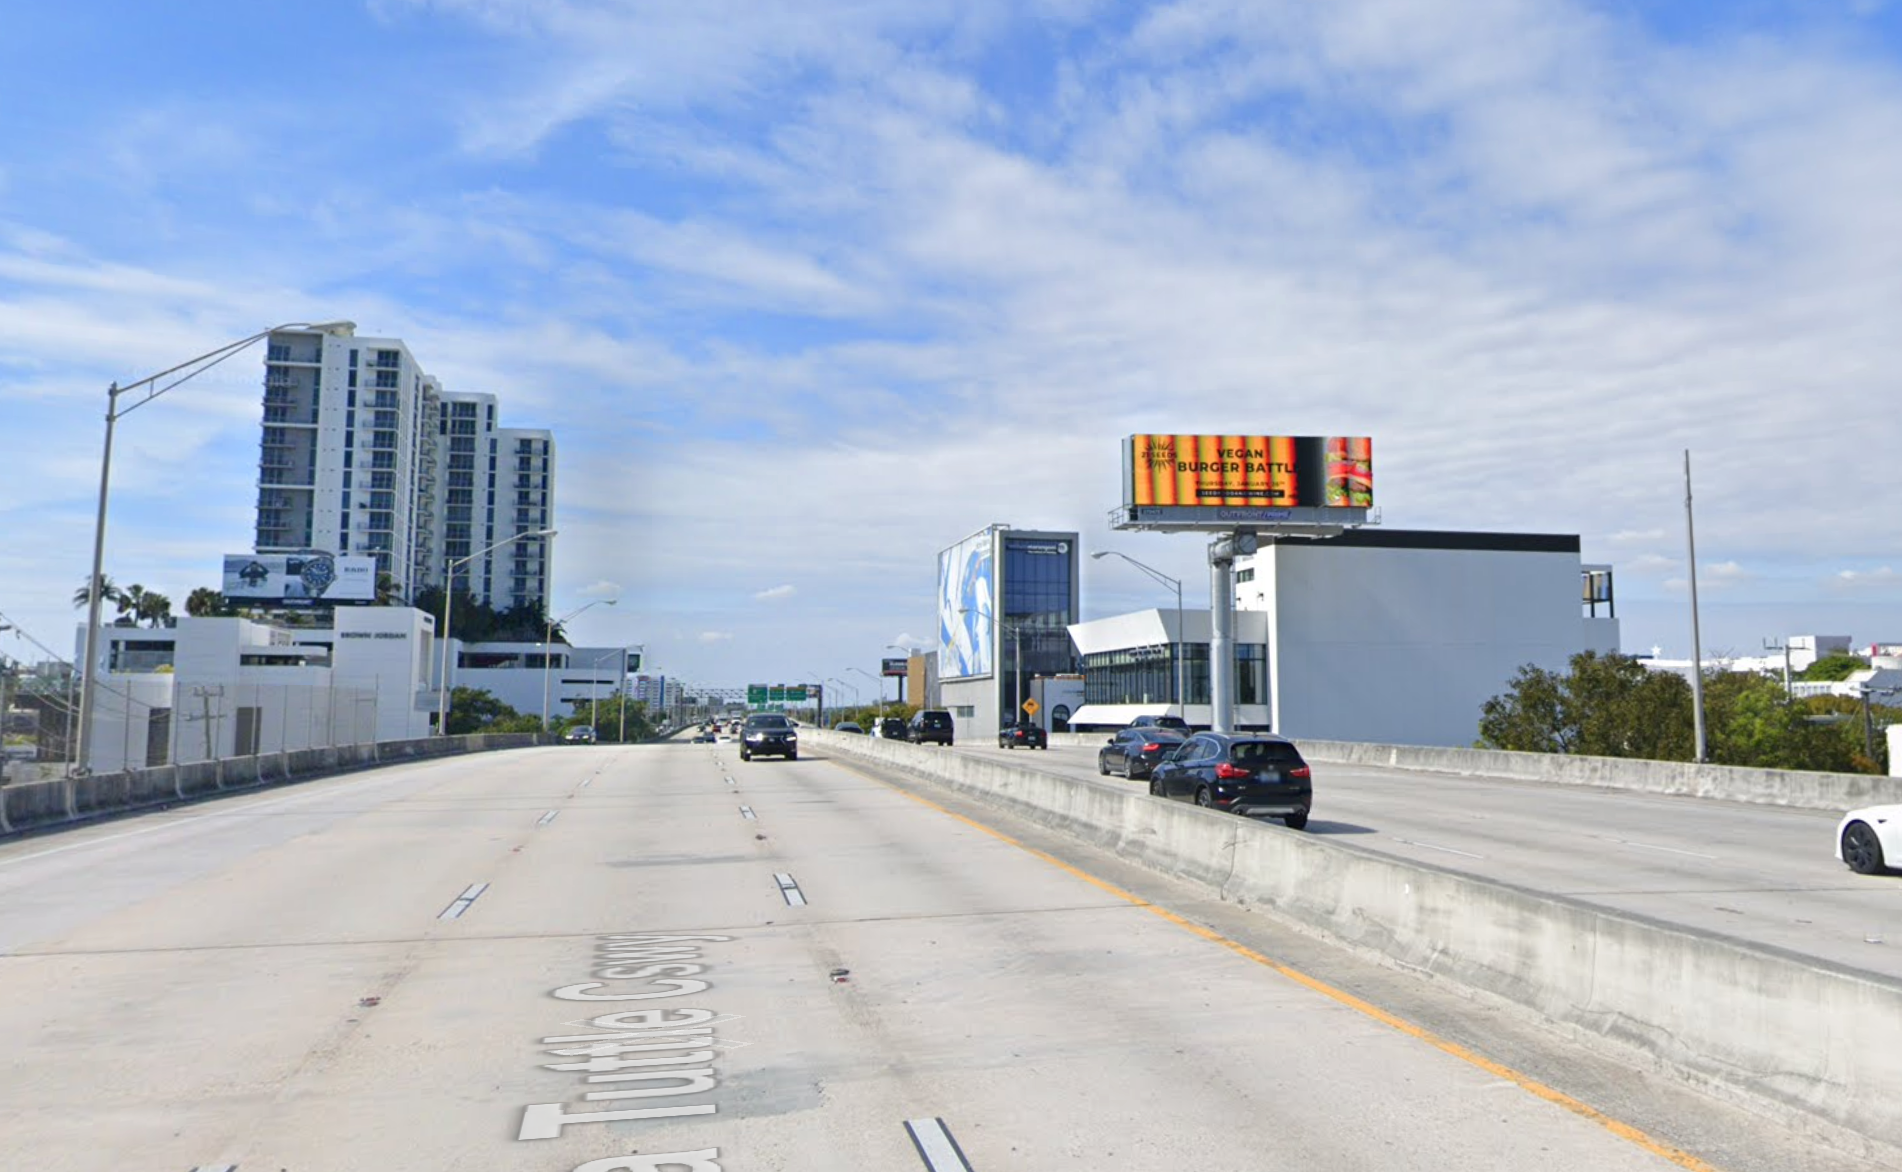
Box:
[938,526,1080,734]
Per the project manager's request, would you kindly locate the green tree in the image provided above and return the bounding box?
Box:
[1478,651,1692,759]
[411,588,552,644]
[560,692,654,742]
[1803,654,1867,682]
[185,587,233,618]
[1567,651,1695,760]
[73,574,123,613]
[445,687,522,735]
[138,591,173,628]
[1704,672,1865,772]
[1477,663,1572,753]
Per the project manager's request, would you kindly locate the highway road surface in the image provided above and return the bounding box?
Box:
[960,736,1902,981]
[0,744,1870,1171]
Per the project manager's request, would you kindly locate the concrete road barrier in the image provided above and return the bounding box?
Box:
[1049,731,1902,811]
[0,732,546,837]
[816,731,1902,1160]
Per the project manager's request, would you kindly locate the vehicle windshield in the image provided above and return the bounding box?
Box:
[746,715,792,729]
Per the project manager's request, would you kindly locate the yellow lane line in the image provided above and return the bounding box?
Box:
[835,755,1725,1172]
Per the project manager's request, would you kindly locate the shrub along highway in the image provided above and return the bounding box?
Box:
[0,742,1871,1171]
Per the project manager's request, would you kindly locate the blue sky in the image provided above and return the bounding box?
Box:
[3,0,1902,696]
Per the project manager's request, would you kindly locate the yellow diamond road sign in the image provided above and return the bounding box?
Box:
[1021,698,1040,716]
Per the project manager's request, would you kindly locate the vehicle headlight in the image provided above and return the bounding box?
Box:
[745,733,762,741]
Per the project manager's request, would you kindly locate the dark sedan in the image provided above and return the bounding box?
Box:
[1097,727,1188,779]
[998,721,1048,749]
[1148,733,1312,829]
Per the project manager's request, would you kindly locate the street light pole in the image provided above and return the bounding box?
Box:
[75,320,353,775]
[1683,451,1708,763]
[1093,550,1185,714]
[438,527,557,736]
[850,666,880,721]
[544,597,615,731]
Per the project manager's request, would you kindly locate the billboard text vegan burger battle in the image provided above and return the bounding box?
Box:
[1128,435,1373,509]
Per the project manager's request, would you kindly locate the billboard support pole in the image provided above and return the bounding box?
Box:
[1207,531,1256,735]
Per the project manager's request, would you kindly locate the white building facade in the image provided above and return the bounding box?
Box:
[1066,529,1620,746]
[257,325,555,611]
[75,608,628,773]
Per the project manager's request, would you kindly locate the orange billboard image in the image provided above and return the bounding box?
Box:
[1127,435,1372,509]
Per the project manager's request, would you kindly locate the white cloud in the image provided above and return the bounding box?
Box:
[754,584,796,601]
[1834,567,1902,589]
[577,580,623,599]
[6,0,1902,682]
[1607,528,1665,545]
[1623,554,1679,577]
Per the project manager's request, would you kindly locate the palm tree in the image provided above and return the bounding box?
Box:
[185,587,226,618]
[73,574,123,612]
[139,591,174,628]
[117,583,146,625]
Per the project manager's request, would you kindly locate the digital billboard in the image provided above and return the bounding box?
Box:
[937,528,997,679]
[881,657,909,677]
[1124,435,1372,513]
[222,553,376,604]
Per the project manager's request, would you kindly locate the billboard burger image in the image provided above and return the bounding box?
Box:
[1325,436,1373,506]
[1125,435,1373,511]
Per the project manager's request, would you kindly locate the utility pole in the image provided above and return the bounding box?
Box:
[1684,452,1708,763]
[184,685,224,762]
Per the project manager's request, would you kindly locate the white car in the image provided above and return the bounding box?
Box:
[1836,805,1902,874]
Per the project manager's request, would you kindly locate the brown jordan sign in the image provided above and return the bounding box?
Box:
[1125,434,1372,510]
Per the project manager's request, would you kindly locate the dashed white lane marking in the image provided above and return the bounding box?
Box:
[740,806,756,819]
[1611,838,1718,861]
[1390,837,1485,860]
[536,810,558,826]
[774,872,807,907]
[438,881,490,920]
[905,1117,975,1170]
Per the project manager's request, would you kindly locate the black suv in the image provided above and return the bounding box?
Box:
[1129,714,1190,731]
[739,713,798,761]
[1148,733,1312,829]
[909,709,955,746]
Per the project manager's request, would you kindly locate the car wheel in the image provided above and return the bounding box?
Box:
[739,749,750,762]
[1194,786,1212,808]
[1097,755,1109,775]
[1284,810,1309,831]
[787,751,798,762]
[1844,821,1886,874]
[1148,776,1162,797]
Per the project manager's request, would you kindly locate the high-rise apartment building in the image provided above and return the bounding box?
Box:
[255,323,556,612]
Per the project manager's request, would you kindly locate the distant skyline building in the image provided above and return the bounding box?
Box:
[254,324,555,612]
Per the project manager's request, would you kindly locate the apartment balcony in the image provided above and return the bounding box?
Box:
[262,407,319,425]
[259,472,315,487]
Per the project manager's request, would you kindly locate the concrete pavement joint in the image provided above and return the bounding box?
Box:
[0,902,1146,959]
